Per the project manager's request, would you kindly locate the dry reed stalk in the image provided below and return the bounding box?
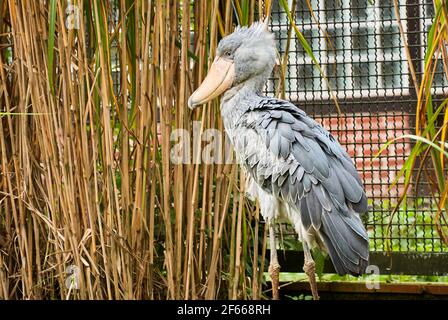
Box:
[0,0,281,300]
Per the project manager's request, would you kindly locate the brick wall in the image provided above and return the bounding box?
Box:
[319,112,412,199]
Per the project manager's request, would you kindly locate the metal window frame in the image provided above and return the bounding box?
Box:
[269,0,410,101]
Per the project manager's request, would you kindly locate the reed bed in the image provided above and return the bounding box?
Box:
[2,0,447,301]
[0,0,274,300]
[382,0,448,245]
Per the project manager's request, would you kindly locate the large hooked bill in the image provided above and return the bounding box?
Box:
[188,57,235,109]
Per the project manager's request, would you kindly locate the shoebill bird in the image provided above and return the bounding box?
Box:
[188,21,369,300]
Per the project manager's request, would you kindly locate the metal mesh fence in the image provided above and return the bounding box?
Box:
[106,1,447,254]
[268,0,448,253]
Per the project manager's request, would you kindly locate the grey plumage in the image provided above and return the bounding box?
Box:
[228,96,369,275]
[189,21,369,279]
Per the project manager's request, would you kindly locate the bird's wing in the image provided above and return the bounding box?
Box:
[233,97,369,275]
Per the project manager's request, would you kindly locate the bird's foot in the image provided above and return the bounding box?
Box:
[303,261,320,300]
[268,262,281,300]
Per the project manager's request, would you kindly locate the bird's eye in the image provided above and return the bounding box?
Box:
[224,51,232,57]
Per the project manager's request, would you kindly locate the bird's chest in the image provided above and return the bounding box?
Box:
[228,122,264,168]
[221,108,255,144]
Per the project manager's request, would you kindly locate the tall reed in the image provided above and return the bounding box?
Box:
[0,0,274,300]
[379,0,448,245]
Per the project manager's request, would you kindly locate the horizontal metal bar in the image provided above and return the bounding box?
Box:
[272,251,448,276]
[276,281,448,298]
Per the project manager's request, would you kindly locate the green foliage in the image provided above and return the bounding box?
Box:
[377,0,448,246]
[312,248,326,280]
[368,203,448,252]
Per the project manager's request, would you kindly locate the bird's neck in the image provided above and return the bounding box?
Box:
[240,68,272,93]
[221,87,255,128]
[221,71,269,114]
[220,69,271,133]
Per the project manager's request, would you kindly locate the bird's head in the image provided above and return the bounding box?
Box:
[188,19,276,109]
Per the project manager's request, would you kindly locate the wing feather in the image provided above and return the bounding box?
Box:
[235,97,369,275]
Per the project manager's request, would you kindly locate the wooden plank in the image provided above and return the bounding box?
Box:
[271,251,448,275]
[280,281,448,296]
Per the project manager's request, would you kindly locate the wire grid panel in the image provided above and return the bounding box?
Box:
[267,0,448,253]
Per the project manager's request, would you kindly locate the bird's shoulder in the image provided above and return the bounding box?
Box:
[234,95,368,217]
[238,96,348,162]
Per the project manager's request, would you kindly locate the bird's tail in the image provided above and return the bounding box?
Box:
[318,209,369,276]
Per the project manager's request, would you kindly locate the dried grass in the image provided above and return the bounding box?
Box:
[0,0,273,300]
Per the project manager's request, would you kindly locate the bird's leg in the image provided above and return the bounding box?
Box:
[268,223,280,300]
[302,241,319,300]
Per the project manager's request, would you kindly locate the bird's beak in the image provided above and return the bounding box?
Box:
[188,57,235,109]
